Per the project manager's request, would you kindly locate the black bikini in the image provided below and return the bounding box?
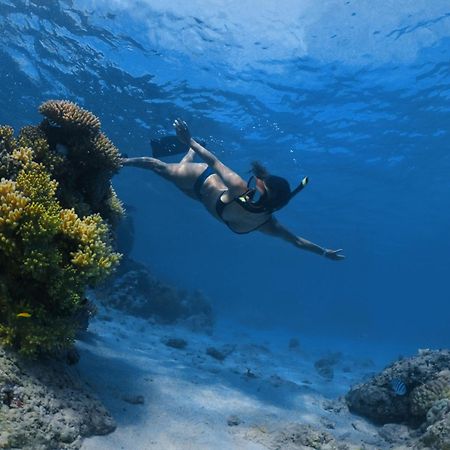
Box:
[215,194,272,234]
[194,166,215,199]
[194,166,271,234]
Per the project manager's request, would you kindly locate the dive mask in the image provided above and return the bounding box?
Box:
[246,176,267,204]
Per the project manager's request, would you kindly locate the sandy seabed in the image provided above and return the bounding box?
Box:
[75,308,407,450]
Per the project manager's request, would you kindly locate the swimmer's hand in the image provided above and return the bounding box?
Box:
[323,248,345,260]
[173,118,192,145]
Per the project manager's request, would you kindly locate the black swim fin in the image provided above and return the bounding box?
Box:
[151,136,190,158]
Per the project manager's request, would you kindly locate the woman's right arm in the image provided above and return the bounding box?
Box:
[174,119,247,197]
[259,217,345,260]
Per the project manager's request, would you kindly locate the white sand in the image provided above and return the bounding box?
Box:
[76,308,399,449]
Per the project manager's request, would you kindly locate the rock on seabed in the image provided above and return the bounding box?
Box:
[0,348,115,450]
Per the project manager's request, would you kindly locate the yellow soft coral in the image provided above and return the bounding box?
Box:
[0,179,28,255]
[61,210,120,279]
[11,146,33,165]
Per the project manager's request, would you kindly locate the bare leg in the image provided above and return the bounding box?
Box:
[122,157,170,178]
[122,156,206,192]
[180,148,195,164]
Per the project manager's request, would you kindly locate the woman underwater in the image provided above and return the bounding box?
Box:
[122,119,345,261]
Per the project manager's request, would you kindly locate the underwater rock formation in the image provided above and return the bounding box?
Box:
[314,353,342,381]
[0,101,122,356]
[420,398,450,449]
[346,349,450,449]
[95,257,214,331]
[163,337,188,349]
[0,347,115,449]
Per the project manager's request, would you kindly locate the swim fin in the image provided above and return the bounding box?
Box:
[151,136,190,158]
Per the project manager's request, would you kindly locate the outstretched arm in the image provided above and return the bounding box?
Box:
[259,217,345,260]
[173,119,247,197]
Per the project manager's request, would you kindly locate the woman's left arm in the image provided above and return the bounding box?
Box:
[259,217,345,260]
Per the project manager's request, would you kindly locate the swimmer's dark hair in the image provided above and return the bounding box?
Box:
[251,161,291,211]
[251,161,270,179]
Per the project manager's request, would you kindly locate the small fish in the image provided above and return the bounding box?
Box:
[390,378,407,396]
[16,312,31,318]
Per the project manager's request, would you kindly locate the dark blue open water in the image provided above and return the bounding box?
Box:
[1,0,449,350]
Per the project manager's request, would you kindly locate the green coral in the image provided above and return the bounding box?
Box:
[0,103,122,357]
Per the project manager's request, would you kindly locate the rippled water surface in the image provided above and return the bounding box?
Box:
[1,0,449,347]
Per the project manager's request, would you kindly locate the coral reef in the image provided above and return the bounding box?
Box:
[39,100,101,134]
[410,370,450,417]
[27,100,124,225]
[420,399,450,450]
[0,347,115,449]
[95,257,214,331]
[0,102,121,356]
[345,349,450,449]
[0,126,20,180]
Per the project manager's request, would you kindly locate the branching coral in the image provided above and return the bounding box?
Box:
[39,100,101,134]
[35,100,123,225]
[18,125,64,175]
[0,105,122,356]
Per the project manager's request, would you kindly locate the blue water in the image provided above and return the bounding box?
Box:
[1,0,449,350]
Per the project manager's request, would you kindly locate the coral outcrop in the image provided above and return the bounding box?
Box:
[29,100,123,225]
[39,100,101,134]
[0,101,122,356]
[0,347,115,449]
[95,257,214,332]
[346,349,450,449]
